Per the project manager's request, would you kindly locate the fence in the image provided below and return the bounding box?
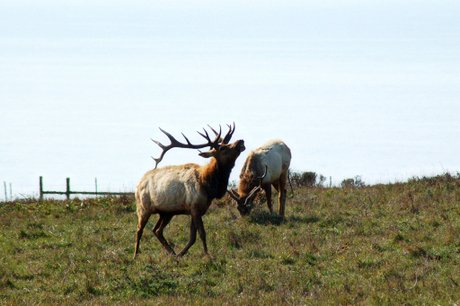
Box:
[39,176,134,200]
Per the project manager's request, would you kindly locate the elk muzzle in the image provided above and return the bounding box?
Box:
[235,139,245,152]
[237,201,253,216]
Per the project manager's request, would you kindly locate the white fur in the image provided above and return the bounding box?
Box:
[136,165,207,214]
[248,139,291,184]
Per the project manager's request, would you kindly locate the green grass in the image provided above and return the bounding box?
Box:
[1,174,460,304]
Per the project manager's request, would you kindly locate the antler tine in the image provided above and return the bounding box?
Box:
[207,124,219,137]
[227,189,241,201]
[258,165,268,180]
[208,124,223,139]
[160,125,185,144]
[150,141,170,169]
[222,122,235,144]
[243,165,268,206]
[198,125,222,148]
[244,186,261,207]
[181,133,193,146]
[208,124,225,143]
[216,125,222,142]
[197,128,211,142]
[151,138,165,149]
[151,128,178,169]
[151,155,166,169]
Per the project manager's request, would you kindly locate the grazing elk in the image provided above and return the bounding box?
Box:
[228,139,291,217]
[134,123,245,259]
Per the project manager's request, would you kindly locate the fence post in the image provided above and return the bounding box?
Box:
[3,181,7,202]
[39,176,44,201]
[66,177,70,200]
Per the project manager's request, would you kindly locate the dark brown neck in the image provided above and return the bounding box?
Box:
[200,158,235,200]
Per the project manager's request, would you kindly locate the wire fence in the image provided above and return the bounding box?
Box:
[39,176,134,200]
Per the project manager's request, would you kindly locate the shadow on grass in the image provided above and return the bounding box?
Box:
[289,215,320,224]
[248,211,320,226]
[248,211,284,225]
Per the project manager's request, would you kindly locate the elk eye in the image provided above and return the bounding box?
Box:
[220,146,228,151]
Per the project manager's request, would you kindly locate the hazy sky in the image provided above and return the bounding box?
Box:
[1,0,459,197]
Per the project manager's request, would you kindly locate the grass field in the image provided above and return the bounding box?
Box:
[1,174,460,305]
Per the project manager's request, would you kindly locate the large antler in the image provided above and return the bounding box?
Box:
[152,124,233,169]
[207,122,235,144]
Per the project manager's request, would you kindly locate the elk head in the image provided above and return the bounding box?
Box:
[227,165,268,216]
[196,124,246,168]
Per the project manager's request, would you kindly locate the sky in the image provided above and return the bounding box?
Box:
[1,0,459,199]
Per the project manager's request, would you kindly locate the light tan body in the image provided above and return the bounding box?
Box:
[234,139,291,217]
[243,139,291,187]
[136,164,207,215]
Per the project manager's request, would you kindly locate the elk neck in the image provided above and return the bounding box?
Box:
[237,154,260,198]
[199,157,235,200]
[237,175,254,199]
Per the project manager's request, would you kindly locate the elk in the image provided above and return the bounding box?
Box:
[133,123,245,259]
[228,139,291,217]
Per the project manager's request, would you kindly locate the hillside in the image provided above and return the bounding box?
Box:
[1,174,459,304]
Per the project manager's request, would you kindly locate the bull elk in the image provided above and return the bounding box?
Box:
[133,123,245,258]
[228,139,291,217]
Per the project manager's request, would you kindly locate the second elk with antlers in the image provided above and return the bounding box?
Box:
[228,139,291,218]
[134,124,245,258]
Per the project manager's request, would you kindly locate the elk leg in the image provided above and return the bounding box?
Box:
[152,214,163,234]
[134,213,150,259]
[177,217,197,257]
[263,185,273,213]
[154,214,176,255]
[194,215,208,255]
[279,189,287,218]
[272,181,280,213]
[278,172,288,218]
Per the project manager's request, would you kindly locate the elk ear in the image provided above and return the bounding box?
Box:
[199,151,214,158]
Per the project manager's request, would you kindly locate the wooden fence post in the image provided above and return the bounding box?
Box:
[39,176,44,201]
[66,177,70,200]
[3,181,7,202]
[95,178,98,197]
